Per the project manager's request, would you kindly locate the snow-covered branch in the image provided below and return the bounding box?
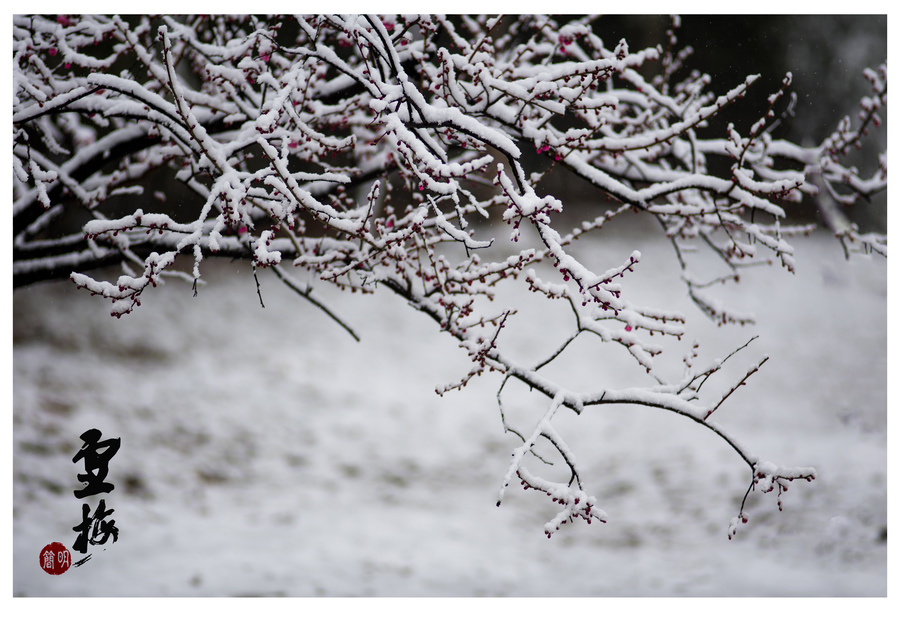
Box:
[13,14,885,539]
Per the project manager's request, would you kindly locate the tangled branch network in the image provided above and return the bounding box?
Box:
[13,15,886,538]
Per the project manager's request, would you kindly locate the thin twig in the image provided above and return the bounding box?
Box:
[272,265,360,342]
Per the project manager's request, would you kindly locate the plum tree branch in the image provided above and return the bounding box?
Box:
[13,13,884,539]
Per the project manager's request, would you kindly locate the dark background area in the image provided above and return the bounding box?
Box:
[584,15,887,231]
[593,15,886,142]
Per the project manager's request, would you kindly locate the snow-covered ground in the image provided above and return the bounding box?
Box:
[13,220,887,600]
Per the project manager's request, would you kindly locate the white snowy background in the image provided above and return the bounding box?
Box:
[12,214,887,601]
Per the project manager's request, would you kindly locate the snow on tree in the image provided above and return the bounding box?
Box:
[13,14,887,539]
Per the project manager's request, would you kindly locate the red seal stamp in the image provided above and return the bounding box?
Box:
[40,542,72,575]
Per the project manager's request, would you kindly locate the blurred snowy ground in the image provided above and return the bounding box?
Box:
[12,220,886,597]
